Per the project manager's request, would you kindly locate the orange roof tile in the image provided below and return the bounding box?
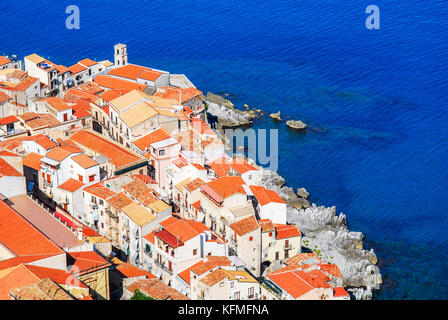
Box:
[98,89,131,102]
[333,287,348,297]
[107,192,133,211]
[230,215,259,236]
[78,58,97,68]
[71,153,98,169]
[184,178,206,192]
[70,130,143,168]
[200,268,228,287]
[154,87,203,104]
[133,128,172,151]
[0,115,18,125]
[45,146,80,162]
[39,97,71,112]
[58,178,85,193]
[0,56,11,66]
[138,69,163,81]
[83,181,115,200]
[0,158,22,177]
[178,261,205,285]
[68,63,87,75]
[250,185,285,206]
[191,117,216,136]
[126,279,189,300]
[0,200,63,256]
[69,251,110,274]
[0,91,11,104]
[94,75,147,91]
[115,262,156,279]
[201,176,246,202]
[258,219,275,232]
[274,224,301,240]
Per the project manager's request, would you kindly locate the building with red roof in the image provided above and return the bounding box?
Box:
[248,185,286,224]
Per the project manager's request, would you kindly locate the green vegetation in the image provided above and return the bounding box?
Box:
[131,289,154,300]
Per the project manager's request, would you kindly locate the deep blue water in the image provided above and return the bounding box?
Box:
[1,0,448,299]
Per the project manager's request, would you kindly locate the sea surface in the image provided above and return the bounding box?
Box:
[1,0,447,299]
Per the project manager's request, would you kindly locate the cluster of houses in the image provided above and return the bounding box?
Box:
[0,46,349,300]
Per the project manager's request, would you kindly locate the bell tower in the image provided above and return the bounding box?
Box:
[114,44,128,66]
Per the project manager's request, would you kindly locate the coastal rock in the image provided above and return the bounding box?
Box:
[205,92,254,128]
[252,168,382,298]
[270,111,282,121]
[297,187,310,199]
[206,92,234,108]
[286,120,307,131]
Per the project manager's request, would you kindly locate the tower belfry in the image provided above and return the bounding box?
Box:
[114,44,128,66]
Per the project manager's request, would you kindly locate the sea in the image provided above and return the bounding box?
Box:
[1,0,447,299]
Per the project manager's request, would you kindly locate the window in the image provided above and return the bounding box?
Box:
[234,292,240,300]
[220,282,224,287]
[248,287,254,299]
[285,250,289,258]
[275,252,279,260]
[89,174,96,182]
[285,239,290,248]
[168,261,172,272]
[269,232,273,237]
[159,149,165,156]
[249,236,253,241]
[230,282,234,288]
[46,174,51,183]
[78,174,83,182]
[193,249,197,256]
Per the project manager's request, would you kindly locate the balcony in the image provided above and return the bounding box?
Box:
[154,260,173,275]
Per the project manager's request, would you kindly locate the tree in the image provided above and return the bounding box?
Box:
[130,289,154,300]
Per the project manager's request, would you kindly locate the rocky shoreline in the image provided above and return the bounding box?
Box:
[252,168,382,300]
[202,92,382,299]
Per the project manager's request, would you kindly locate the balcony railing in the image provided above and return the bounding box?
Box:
[154,260,173,275]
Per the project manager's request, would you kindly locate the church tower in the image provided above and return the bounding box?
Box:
[114,44,128,66]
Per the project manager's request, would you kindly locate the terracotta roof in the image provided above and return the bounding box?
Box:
[133,128,171,151]
[10,278,74,300]
[0,115,19,125]
[138,69,163,81]
[24,113,61,129]
[114,261,156,279]
[201,176,246,203]
[94,75,147,91]
[192,200,201,211]
[184,178,206,192]
[230,215,259,236]
[69,251,110,274]
[162,219,208,244]
[68,63,87,75]
[0,200,63,257]
[191,256,231,276]
[207,157,256,178]
[107,192,133,211]
[159,216,181,228]
[143,230,156,244]
[78,58,98,68]
[70,130,142,168]
[58,178,85,193]
[121,201,156,227]
[200,268,228,287]
[155,229,184,248]
[83,181,115,200]
[318,264,342,278]
[122,178,158,207]
[267,269,331,299]
[178,261,205,285]
[284,253,322,268]
[0,150,18,156]
[108,64,163,81]
[154,87,202,103]
[0,157,22,177]
[0,56,11,66]
[39,97,71,112]
[45,146,80,162]
[0,91,11,104]
[71,153,99,169]
[98,89,131,102]
[0,76,39,92]
[274,224,301,240]
[250,185,285,206]
[258,219,275,232]
[126,279,189,300]
[333,287,348,297]
[24,264,87,288]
